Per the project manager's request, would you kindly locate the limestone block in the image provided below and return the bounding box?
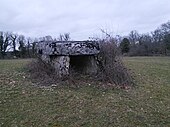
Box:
[51,56,70,77]
[37,41,100,56]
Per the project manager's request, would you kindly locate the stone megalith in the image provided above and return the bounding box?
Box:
[37,41,100,77]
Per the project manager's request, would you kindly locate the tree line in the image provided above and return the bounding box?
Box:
[0,32,37,59]
[0,32,70,59]
[119,21,170,56]
[1,21,170,59]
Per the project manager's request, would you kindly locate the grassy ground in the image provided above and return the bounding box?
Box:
[0,57,170,127]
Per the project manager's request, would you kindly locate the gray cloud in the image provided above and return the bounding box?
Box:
[0,0,170,40]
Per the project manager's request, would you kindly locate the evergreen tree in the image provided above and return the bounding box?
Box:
[120,38,130,54]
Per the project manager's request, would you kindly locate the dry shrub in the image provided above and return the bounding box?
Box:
[96,38,134,87]
[27,58,60,86]
[27,58,82,87]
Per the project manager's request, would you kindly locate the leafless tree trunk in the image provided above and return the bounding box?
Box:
[0,31,12,58]
[27,37,32,57]
[10,33,18,56]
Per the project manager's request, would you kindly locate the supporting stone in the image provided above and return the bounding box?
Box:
[51,56,70,77]
[84,56,98,74]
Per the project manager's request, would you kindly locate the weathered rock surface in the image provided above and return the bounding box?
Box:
[51,56,70,77]
[37,41,100,77]
[37,41,100,56]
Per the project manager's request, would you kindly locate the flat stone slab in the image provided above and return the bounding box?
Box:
[37,41,100,56]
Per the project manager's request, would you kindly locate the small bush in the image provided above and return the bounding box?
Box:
[96,38,134,87]
[27,57,81,87]
[27,58,59,86]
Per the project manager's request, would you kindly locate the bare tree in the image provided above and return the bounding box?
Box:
[0,31,12,58]
[26,37,32,57]
[161,21,170,34]
[63,33,70,41]
[58,34,64,41]
[18,35,26,58]
[151,26,167,55]
[58,33,70,41]
[128,30,140,44]
[10,33,18,56]
[31,38,38,56]
[160,21,170,54]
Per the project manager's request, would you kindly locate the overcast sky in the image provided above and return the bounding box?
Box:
[0,0,170,40]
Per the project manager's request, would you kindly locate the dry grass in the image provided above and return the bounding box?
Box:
[0,57,170,126]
